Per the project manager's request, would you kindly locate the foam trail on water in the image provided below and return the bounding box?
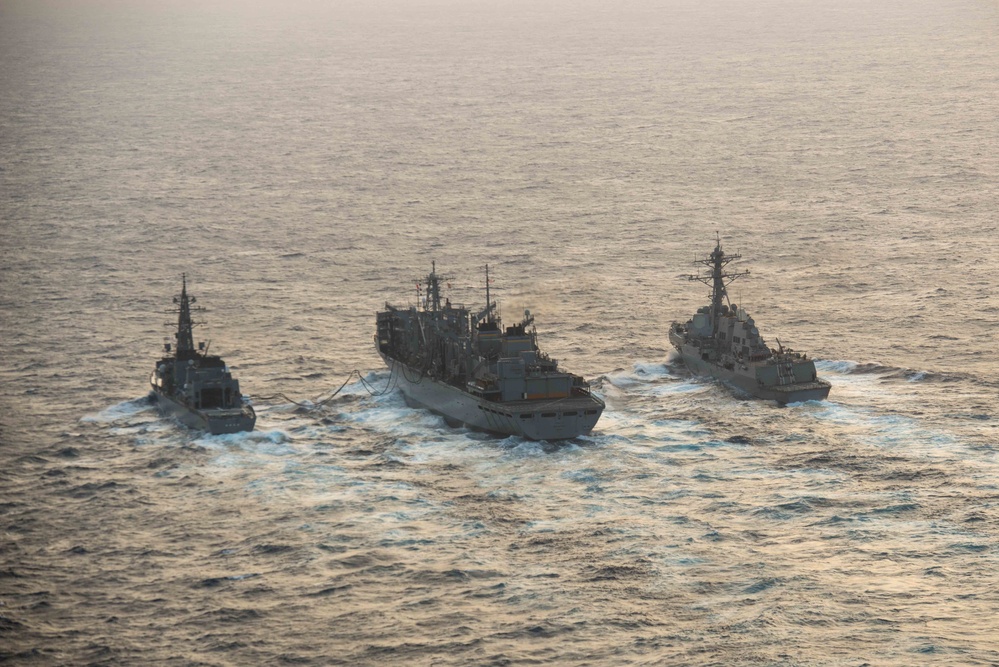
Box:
[80,396,155,423]
[815,360,861,375]
[195,428,296,454]
[802,399,964,458]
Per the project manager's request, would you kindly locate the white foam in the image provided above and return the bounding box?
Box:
[803,401,963,458]
[645,381,708,397]
[632,361,673,379]
[195,428,296,456]
[108,421,169,437]
[502,439,553,459]
[347,403,445,438]
[814,360,860,374]
[593,408,709,449]
[80,396,155,423]
[604,361,675,389]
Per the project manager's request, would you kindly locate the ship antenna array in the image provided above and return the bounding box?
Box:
[165,273,208,352]
[421,260,454,313]
[683,238,750,308]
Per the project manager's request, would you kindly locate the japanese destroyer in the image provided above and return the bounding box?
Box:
[149,276,256,434]
[376,264,604,440]
[669,240,831,403]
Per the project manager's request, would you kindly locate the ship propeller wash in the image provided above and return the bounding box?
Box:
[149,276,256,433]
[669,239,831,404]
[376,264,604,440]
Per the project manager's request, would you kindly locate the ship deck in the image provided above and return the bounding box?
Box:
[770,380,832,394]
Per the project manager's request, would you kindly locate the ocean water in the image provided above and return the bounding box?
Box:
[2,0,998,664]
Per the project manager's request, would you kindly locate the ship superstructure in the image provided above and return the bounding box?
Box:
[668,239,831,403]
[149,276,255,433]
[376,264,604,440]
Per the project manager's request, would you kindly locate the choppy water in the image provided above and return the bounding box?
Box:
[2,0,999,664]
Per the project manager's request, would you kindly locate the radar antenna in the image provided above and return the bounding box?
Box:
[683,237,750,333]
[168,274,206,359]
[422,261,453,313]
[475,264,499,325]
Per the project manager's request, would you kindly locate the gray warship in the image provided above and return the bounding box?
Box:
[668,240,831,404]
[376,264,604,440]
[149,276,256,434]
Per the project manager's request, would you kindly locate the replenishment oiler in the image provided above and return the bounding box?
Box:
[669,239,831,404]
[149,276,256,434]
[376,264,604,440]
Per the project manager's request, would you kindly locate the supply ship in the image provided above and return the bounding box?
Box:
[669,239,831,403]
[376,264,603,440]
[149,276,256,433]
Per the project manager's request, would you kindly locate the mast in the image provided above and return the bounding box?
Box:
[685,236,749,334]
[476,264,498,326]
[174,274,196,355]
[423,261,440,312]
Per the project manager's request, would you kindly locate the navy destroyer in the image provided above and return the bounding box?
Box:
[376,264,604,440]
[149,276,256,434]
[669,239,831,403]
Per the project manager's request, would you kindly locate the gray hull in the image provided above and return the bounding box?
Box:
[674,345,831,404]
[152,389,256,434]
[381,353,603,441]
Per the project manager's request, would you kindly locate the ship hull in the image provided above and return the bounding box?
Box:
[671,342,831,404]
[380,352,603,441]
[151,388,256,434]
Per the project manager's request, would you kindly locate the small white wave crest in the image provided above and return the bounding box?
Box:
[80,396,155,423]
[814,360,860,374]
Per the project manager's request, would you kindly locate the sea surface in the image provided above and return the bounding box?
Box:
[2,0,999,664]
